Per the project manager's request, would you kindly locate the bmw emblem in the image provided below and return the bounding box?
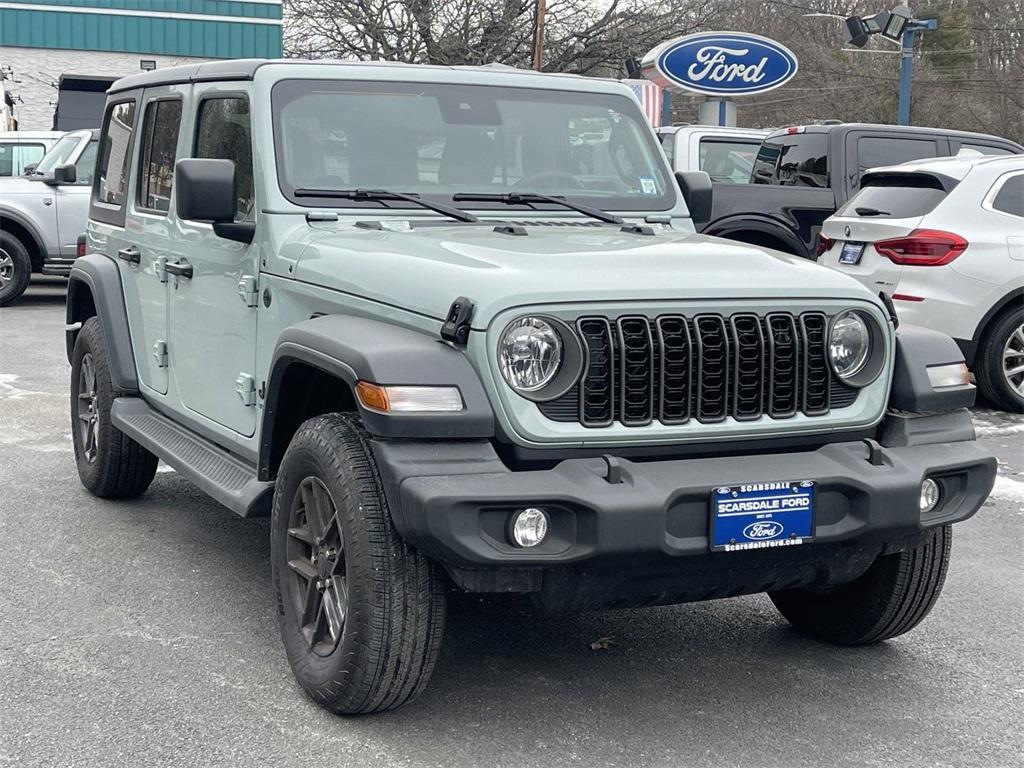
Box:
[844,224,851,238]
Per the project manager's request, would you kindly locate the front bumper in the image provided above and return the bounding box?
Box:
[373,434,995,573]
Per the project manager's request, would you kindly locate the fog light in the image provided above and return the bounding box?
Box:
[511,508,549,548]
[920,478,941,513]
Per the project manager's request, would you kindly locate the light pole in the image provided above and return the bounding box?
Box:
[841,4,938,125]
[533,0,546,71]
[896,18,938,125]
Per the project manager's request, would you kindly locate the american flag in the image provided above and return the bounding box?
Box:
[622,79,664,127]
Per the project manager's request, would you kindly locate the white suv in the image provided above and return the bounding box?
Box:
[819,155,1024,412]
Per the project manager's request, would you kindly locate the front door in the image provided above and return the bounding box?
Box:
[54,138,99,262]
[168,88,259,436]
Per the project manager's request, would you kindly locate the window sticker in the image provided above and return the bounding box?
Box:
[640,176,657,195]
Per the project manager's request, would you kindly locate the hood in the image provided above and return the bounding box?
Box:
[0,176,50,198]
[290,220,880,326]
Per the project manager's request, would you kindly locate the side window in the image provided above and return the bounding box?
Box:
[95,101,137,209]
[991,175,1024,218]
[752,135,827,187]
[699,139,760,184]
[195,97,254,222]
[858,137,938,174]
[138,100,183,213]
[0,142,45,176]
[659,132,675,165]
[960,143,1015,157]
[74,141,99,186]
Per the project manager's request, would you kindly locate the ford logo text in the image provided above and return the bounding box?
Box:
[743,521,784,540]
[643,33,798,96]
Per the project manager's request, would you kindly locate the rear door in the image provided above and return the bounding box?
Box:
[167,87,259,436]
[820,173,953,294]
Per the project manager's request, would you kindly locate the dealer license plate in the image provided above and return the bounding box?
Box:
[838,241,865,265]
[710,481,815,552]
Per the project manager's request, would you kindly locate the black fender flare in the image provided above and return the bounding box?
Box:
[890,324,975,413]
[703,214,808,258]
[66,254,139,393]
[0,205,47,266]
[259,315,494,476]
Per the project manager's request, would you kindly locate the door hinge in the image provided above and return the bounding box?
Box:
[237,275,258,307]
[155,256,168,283]
[235,373,257,406]
[152,340,168,368]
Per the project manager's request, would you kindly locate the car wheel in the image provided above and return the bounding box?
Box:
[71,317,158,498]
[0,231,32,307]
[271,412,446,714]
[975,306,1024,413]
[769,525,952,645]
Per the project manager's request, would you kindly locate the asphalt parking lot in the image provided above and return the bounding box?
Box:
[1,277,1022,768]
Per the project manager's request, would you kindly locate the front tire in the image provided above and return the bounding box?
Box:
[975,306,1024,413]
[0,231,32,307]
[70,317,158,498]
[271,413,446,714]
[769,525,952,645]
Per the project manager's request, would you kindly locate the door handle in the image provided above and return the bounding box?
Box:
[165,259,193,279]
[117,246,141,264]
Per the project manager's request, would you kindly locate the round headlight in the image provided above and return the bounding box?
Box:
[499,316,563,393]
[829,311,871,380]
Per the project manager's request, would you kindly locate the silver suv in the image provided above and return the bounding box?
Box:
[0,129,97,305]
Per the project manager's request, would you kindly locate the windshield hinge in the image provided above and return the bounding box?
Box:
[306,211,338,222]
[440,297,474,347]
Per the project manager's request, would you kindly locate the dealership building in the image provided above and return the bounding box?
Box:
[0,0,283,129]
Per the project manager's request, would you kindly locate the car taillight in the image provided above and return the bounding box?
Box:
[873,229,967,266]
[76,235,87,258]
[816,234,834,258]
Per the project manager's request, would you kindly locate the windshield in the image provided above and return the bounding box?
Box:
[272,79,674,212]
[34,135,84,175]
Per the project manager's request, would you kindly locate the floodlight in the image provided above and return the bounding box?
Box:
[882,5,912,41]
[843,16,870,48]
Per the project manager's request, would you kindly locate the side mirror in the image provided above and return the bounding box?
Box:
[175,158,254,244]
[675,170,713,228]
[176,158,237,222]
[22,163,37,175]
[47,163,76,185]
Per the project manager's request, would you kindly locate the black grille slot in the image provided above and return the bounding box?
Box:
[730,314,764,421]
[694,315,730,423]
[617,317,655,425]
[655,315,692,424]
[538,311,857,427]
[765,313,800,417]
[577,318,615,427]
[800,312,831,416]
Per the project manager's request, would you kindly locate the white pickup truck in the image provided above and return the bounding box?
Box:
[658,125,768,183]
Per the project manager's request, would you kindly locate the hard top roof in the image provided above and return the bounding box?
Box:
[107,58,611,95]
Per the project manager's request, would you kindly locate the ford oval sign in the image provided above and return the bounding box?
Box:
[743,521,785,540]
[642,32,798,96]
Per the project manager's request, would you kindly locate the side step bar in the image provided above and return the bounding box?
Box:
[111,398,273,517]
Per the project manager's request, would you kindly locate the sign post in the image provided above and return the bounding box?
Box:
[641,32,799,127]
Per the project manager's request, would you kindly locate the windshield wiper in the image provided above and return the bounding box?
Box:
[452,192,623,225]
[292,188,478,223]
[855,206,891,217]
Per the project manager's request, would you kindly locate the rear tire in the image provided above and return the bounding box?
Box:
[0,231,32,307]
[271,412,446,714]
[975,306,1024,413]
[769,526,952,645]
[71,317,158,498]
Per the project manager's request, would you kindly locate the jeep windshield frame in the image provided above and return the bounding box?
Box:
[271,78,676,214]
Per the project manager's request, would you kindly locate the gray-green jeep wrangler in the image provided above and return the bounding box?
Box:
[67,60,996,715]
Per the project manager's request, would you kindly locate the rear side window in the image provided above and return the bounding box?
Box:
[991,174,1024,218]
[960,143,1015,157]
[837,183,948,219]
[699,139,759,184]
[195,97,254,222]
[95,101,137,208]
[858,137,938,174]
[0,142,45,176]
[659,132,674,165]
[138,100,183,213]
[751,134,828,187]
[73,141,99,186]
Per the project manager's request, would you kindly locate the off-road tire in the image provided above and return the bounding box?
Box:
[769,525,952,645]
[0,231,32,307]
[975,306,1024,413]
[71,317,158,498]
[271,412,446,715]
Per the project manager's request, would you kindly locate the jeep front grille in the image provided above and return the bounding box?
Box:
[538,312,858,427]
